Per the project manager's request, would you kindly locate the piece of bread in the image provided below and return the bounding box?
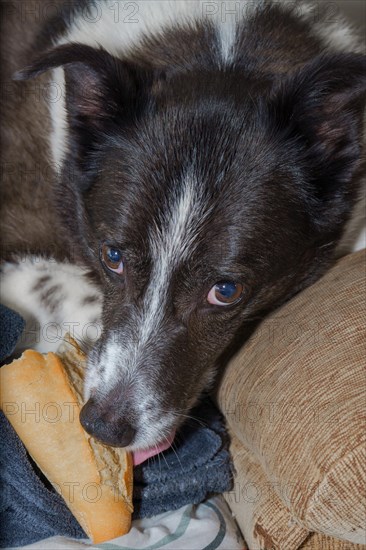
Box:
[0,342,133,543]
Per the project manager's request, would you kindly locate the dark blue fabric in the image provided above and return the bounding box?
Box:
[0,305,233,547]
[0,412,85,548]
[0,305,25,364]
[133,398,233,520]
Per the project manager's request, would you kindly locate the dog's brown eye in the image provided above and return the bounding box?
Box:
[101,244,124,274]
[207,281,244,306]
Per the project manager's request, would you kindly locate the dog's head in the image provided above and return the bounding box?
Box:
[17,44,366,460]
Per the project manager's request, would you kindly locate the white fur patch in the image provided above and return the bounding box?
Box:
[49,67,68,168]
[57,1,204,55]
[142,173,203,343]
[207,0,259,64]
[0,258,102,354]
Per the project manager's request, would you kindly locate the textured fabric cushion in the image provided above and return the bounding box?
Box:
[225,434,309,549]
[217,250,366,547]
[299,532,366,550]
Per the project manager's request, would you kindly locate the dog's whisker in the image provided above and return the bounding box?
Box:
[150,406,209,429]
[169,441,184,472]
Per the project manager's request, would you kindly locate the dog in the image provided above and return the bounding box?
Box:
[1,0,365,464]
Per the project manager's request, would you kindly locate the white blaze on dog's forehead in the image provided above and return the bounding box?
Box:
[48,67,68,167]
[100,172,209,387]
[142,172,206,342]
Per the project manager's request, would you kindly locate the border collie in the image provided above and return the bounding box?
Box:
[1,0,365,464]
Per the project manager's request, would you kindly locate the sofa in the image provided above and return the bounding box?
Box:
[215,249,366,549]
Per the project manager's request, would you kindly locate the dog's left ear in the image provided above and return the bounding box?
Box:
[15,44,155,170]
[269,52,366,206]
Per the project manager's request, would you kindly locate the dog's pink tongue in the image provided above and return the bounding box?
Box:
[133,430,176,466]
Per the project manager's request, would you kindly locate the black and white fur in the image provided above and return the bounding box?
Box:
[1,0,365,454]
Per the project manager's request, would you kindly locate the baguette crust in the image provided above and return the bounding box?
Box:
[0,350,133,543]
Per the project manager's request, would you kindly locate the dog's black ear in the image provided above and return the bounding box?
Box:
[269,52,366,206]
[15,44,154,168]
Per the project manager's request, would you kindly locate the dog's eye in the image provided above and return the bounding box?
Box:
[101,244,124,274]
[207,281,244,306]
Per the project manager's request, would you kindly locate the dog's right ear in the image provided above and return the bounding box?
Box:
[15,44,155,168]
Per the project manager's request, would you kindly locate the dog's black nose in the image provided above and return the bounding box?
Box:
[80,397,136,447]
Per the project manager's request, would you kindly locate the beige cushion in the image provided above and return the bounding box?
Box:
[225,434,309,549]
[217,250,366,547]
[300,532,366,550]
